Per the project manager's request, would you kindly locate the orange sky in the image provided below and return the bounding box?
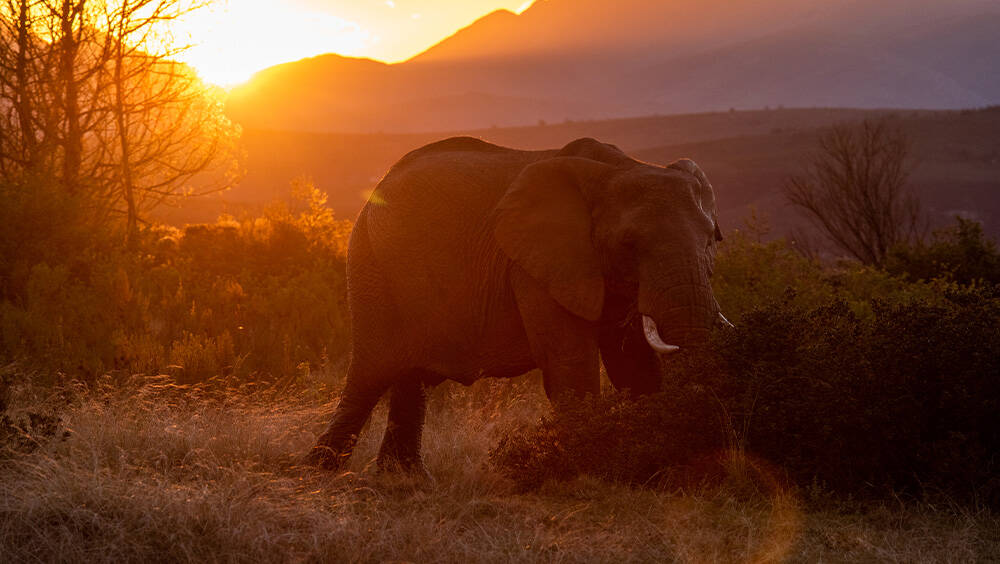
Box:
[176,0,533,86]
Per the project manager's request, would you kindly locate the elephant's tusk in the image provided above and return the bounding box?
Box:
[642,315,680,354]
[718,312,735,328]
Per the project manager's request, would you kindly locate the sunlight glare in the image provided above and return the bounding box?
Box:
[172,0,536,87]
[175,1,372,87]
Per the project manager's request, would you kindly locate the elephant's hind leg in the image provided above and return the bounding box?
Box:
[377,375,429,473]
[307,372,390,470]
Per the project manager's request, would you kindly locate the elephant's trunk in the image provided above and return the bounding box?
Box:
[638,258,717,353]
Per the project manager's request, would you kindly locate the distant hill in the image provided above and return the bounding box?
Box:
[225,0,1000,133]
[632,109,1000,239]
[160,108,1000,245]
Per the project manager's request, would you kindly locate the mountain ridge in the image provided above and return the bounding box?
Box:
[224,0,1000,133]
[409,9,520,63]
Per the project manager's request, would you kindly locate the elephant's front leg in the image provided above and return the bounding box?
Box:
[376,375,428,473]
[511,268,600,403]
[599,319,662,396]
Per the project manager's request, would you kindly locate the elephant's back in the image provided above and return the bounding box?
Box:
[371,137,549,210]
[362,139,552,251]
[391,137,513,168]
[348,139,546,363]
[361,137,547,262]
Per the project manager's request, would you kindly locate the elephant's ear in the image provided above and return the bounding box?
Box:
[495,157,613,321]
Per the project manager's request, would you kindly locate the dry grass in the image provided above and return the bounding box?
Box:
[1,375,996,563]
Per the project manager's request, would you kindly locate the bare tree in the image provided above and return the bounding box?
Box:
[56,0,86,191]
[0,0,56,178]
[1,0,109,190]
[0,0,240,244]
[99,0,240,245]
[785,119,924,266]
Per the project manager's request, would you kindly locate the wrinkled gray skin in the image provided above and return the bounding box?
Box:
[306,137,725,472]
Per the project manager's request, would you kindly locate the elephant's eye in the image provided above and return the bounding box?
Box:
[615,231,641,266]
[619,236,638,258]
[618,228,640,249]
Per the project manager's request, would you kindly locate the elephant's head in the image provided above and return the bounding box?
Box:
[495,138,729,356]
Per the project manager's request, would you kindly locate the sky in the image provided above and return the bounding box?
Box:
[175,0,534,87]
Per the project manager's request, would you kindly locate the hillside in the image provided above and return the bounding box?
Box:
[224,0,1000,133]
[633,109,1000,238]
[159,107,1000,243]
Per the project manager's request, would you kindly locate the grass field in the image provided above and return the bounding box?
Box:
[1,373,996,563]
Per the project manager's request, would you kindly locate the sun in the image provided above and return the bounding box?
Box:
[173,1,372,87]
[170,0,535,88]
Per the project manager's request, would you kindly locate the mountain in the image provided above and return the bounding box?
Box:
[225,0,1000,133]
[412,0,847,63]
[409,9,521,63]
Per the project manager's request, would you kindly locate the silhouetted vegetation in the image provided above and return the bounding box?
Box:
[0,0,997,558]
[3,158,998,508]
[887,216,1000,286]
[492,229,1000,506]
[785,120,924,266]
[489,387,726,492]
[0,177,351,383]
[4,172,999,505]
[0,0,241,247]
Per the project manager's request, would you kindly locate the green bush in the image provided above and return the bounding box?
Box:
[712,228,833,320]
[0,180,352,382]
[490,387,726,491]
[719,292,999,500]
[887,217,1000,286]
[492,291,1000,504]
[713,228,948,320]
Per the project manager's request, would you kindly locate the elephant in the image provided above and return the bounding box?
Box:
[306,136,730,472]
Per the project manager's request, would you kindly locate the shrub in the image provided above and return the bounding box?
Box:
[168,331,237,384]
[0,176,110,301]
[0,180,352,383]
[0,409,67,459]
[496,222,1000,501]
[714,293,999,500]
[712,228,833,320]
[713,227,949,321]
[887,217,1000,286]
[492,291,1000,505]
[490,387,726,491]
[0,367,69,459]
